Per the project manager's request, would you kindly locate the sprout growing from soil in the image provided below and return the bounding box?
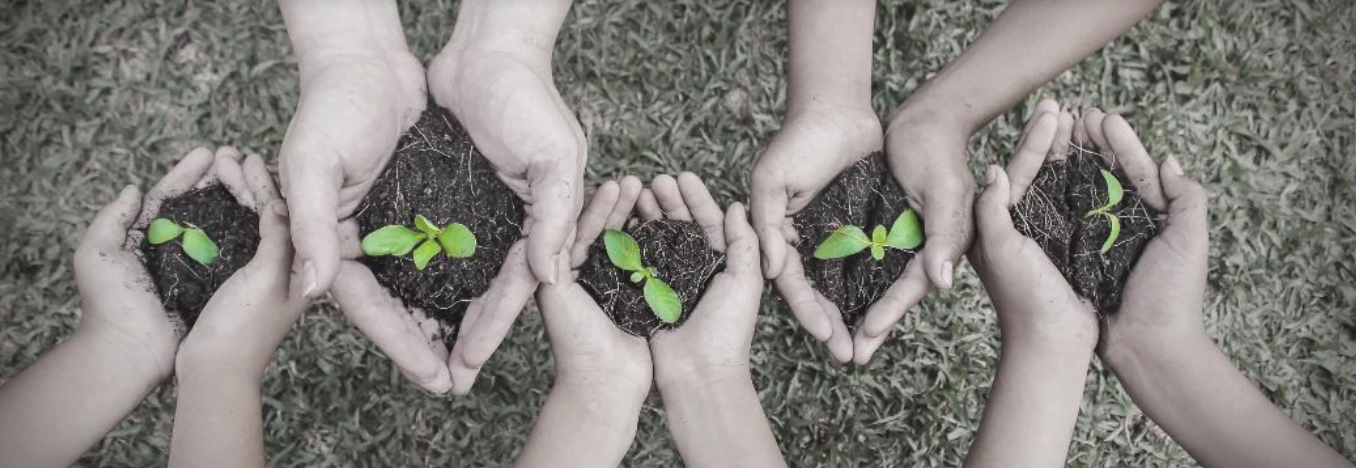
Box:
[1084,169,1124,254]
[361,214,477,270]
[813,209,924,260]
[604,229,682,324]
[148,218,219,266]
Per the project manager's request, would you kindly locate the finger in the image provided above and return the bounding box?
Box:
[83,185,142,251]
[651,174,691,220]
[243,154,281,209]
[449,242,536,395]
[571,180,620,268]
[772,249,832,341]
[637,189,662,221]
[283,155,343,299]
[214,147,254,209]
[721,203,758,278]
[1103,115,1168,211]
[918,182,973,290]
[607,176,643,230]
[678,172,726,251]
[1020,98,1060,136]
[860,260,932,339]
[1083,108,1110,152]
[140,147,214,227]
[1005,112,1058,203]
[337,219,363,260]
[332,262,453,394]
[526,156,580,287]
[1049,106,1075,163]
[1158,156,1208,253]
[976,165,1017,235]
[820,297,854,364]
[749,165,789,279]
[249,201,295,282]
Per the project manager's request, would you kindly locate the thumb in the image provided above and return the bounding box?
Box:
[282,155,342,298]
[83,185,142,251]
[249,201,295,284]
[749,167,789,279]
[917,179,974,290]
[722,202,761,280]
[975,165,1016,238]
[1157,155,1209,257]
[525,155,579,286]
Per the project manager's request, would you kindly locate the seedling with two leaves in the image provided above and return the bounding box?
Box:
[604,229,682,324]
[362,215,477,270]
[148,218,219,266]
[1085,169,1123,254]
[813,209,924,260]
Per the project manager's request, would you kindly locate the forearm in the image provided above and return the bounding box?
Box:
[168,366,265,468]
[1108,334,1352,468]
[965,336,1094,468]
[893,0,1162,134]
[279,0,411,64]
[514,378,645,468]
[786,0,876,116]
[660,374,787,468]
[0,329,168,467]
[447,0,572,65]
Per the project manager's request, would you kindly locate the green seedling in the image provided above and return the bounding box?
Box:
[148,218,219,266]
[603,229,682,324]
[813,208,924,260]
[1084,169,1124,254]
[361,214,477,270]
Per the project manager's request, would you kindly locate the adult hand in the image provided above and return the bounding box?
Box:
[750,108,882,363]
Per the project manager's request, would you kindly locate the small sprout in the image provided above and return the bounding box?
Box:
[813,208,925,261]
[1084,169,1125,254]
[604,229,682,324]
[361,215,477,270]
[147,218,218,266]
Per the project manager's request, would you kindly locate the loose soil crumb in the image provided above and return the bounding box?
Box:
[577,218,725,338]
[354,104,525,347]
[793,152,919,331]
[142,184,259,329]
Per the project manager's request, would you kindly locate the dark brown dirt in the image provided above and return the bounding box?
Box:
[354,104,525,347]
[577,218,725,338]
[792,152,919,331]
[1011,145,1162,316]
[141,184,259,329]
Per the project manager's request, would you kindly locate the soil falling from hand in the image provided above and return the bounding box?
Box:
[354,105,525,347]
[142,184,259,329]
[577,219,725,338]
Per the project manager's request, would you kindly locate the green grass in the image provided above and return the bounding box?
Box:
[2,0,1354,466]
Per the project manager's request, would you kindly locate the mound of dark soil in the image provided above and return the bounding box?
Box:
[354,104,525,346]
[577,219,725,338]
[142,184,259,329]
[792,152,919,331]
[1011,146,1161,315]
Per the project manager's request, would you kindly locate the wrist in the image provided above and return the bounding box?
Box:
[552,372,649,419]
[1101,327,1213,381]
[174,339,271,382]
[75,322,176,383]
[281,0,413,68]
[886,102,972,141]
[445,0,571,67]
[654,357,752,400]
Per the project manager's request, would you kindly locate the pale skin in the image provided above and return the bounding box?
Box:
[277,0,585,395]
[0,147,274,468]
[515,175,785,468]
[754,0,1168,363]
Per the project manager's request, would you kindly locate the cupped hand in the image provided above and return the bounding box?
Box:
[638,174,764,387]
[1075,109,1210,359]
[177,154,307,375]
[750,108,882,363]
[967,99,1097,350]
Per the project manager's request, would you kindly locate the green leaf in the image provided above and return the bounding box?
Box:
[437,223,476,258]
[870,244,885,260]
[812,225,871,259]
[414,214,440,236]
[604,229,645,272]
[147,218,183,244]
[872,225,887,246]
[1100,169,1124,209]
[181,228,219,266]
[412,239,441,270]
[361,225,425,256]
[643,277,682,324]
[630,271,646,283]
[884,209,924,250]
[1099,212,1121,254]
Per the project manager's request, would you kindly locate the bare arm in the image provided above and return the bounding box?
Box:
[513,378,647,468]
[965,336,1094,467]
[785,0,875,116]
[659,374,787,468]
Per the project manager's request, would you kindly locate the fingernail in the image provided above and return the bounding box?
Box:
[546,254,559,285]
[271,201,289,217]
[984,166,998,185]
[302,261,318,297]
[1165,155,1184,176]
[940,260,954,289]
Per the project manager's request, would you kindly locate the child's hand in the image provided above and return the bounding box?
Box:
[750,108,881,363]
[641,174,763,389]
[968,99,1097,350]
[174,154,305,377]
[1076,110,1210,361]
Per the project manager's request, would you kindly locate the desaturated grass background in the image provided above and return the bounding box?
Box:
[2,0,1354,466]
